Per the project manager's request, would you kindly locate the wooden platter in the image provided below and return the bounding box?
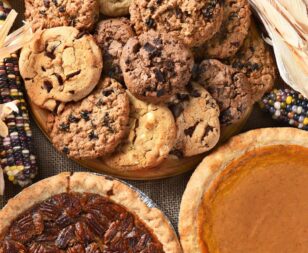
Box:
[30,101,252,180]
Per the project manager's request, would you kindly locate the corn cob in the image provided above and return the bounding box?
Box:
[0,1,38,186]
[0,55,38,186]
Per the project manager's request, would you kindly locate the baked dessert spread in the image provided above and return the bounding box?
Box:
[20,0,278,175]
[50,77,130,160]
[19,26,103,111]
[129,0,224,47]
[0,172,182,252]
[179,128,308,253]
[25,0,99,31]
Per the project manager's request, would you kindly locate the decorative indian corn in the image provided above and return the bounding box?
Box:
[260,88,308,131]
[0,2,37,187]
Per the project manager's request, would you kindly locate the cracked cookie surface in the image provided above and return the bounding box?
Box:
[25,0,99,31]
[50,77,130,159]
[19,27,103,111]
[99,0,132,17]
[104,92,176,171]
[224,22,276,101]
[120,30,194,103]
[168,82,220,157]
[196,59,253,126]
[129,0,224,47]
[95,18,135,83]
[194,0,251,59]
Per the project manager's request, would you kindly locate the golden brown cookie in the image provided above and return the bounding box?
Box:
[168,82,220,157]
[224,22,277,101]
[19,27,103,111]
[129,0,224,47]
[193,0,251,59]
[25,0,99,31]
[50,78,130,159]
[99,0,132,17]
[104,92,176,170]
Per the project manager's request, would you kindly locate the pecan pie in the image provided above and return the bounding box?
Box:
[0,173,181,252]
[179,128,308,253]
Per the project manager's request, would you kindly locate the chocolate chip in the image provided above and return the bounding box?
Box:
[204,125,214,137]
[154,69,165,83]
[143,43,156,54]
[68,115,79,123]
[69,91,75,94]
[75,31,87,40]
[39,10,46,15]
[52,0,58,6]
[80,111,90,121]
[66,70,81,80]
[176,93,189,101]
[229,12,238,20]
[145,18,156,28]
[156,0,163,4]
[102,89,114,97]
[169,103,184,118]
[169,149,183,158]
[132,42,141,53]
[62,147,70,154]
[184,123,198,137]
[59,6,65,12]
[59,123,69,132]
[45,51,55,60]
[191,90,201,98]
[251,63,260,71]
[41,66,46,72]
[43,0,50,8]
[54,73,63,85]
[106,189,114,196]
[230,41,240,47]
[153,37,163,46]
[89,131,98,140]
[43,80,53,93]
[157,89,165,97]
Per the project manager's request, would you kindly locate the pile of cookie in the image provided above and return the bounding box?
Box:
[19,0,276,171]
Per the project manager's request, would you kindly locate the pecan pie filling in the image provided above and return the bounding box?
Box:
[0,192,165,252]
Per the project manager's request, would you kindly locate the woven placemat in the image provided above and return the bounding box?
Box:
[0,1,283,228]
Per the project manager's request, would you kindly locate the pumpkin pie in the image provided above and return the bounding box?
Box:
[179,128,308,253]
[0,172,181,252]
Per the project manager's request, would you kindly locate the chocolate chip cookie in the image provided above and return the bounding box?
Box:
[224,22,277,101]
[129,0,224,47]
[50,77,130,159]
[99,0,132,17]
[120,30,194,103]
[19,26,103,111]
[194,0,251,59]
[196,59,253,126]
[168,82,220,157]
[25,0,99,31]
[104,92,176,170]
[95,18,135,83]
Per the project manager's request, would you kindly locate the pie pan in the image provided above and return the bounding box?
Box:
[179,128,308,253]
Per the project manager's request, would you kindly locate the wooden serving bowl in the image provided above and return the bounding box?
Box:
[30,102,252,180]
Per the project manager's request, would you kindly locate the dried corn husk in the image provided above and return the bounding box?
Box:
[249,0,308,98]
[0,101,18,137]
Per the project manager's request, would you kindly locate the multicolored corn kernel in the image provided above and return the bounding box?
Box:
[260,88,308,131]
[0,54,38,187]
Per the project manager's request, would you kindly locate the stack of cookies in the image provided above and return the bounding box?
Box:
[19,0,277,172]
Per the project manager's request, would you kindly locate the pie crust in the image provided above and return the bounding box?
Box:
[179,128,308,253]
[0,172,182,252]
